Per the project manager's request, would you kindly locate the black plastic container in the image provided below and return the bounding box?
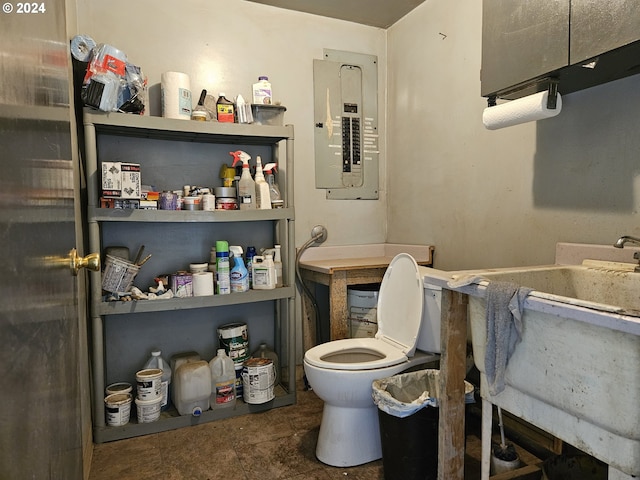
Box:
[378,405,439,480]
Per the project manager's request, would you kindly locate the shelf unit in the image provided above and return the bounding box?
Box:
[83,109,296,443]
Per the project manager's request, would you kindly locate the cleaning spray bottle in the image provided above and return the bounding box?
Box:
[230,150,255,210]
[229,245,249,292]
[254,155,271,210]
[263,163,281,208]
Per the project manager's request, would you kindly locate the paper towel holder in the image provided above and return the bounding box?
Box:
[486,78,559,110]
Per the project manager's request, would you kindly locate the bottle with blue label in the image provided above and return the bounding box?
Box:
[246,246,256,288]
[229,245,249,292]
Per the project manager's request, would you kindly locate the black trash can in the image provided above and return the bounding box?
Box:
[372,369,474,480]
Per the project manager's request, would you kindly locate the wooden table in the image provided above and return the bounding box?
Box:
[298,245,434,347]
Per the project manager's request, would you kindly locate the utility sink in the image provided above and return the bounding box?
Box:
[472,260,640,315]
[448,260,640,477]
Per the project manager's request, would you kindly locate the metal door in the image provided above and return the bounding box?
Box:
[0,1,93,478]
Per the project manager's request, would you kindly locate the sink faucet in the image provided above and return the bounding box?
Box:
[613,235,640,271]
[614,235,640,248]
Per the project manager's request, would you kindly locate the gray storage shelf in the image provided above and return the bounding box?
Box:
[84,108,296,443]
[89,206,294,223]
[95,286,295,316]
[95,391,295,443]
[83,109,293,144]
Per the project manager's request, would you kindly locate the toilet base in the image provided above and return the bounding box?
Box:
[316,403,382,467]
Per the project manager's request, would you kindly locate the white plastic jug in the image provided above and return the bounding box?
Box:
[209,349,236,409]
[173,360,211,416]
[143,350,172,410]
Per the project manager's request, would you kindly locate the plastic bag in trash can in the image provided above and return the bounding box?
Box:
[372,369,475,418]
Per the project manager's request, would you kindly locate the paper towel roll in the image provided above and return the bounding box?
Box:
[161,71,192,120]
[482,91,562,130]
[192,271,214,296]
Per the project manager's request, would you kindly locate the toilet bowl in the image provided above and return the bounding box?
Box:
[303,253,442,467]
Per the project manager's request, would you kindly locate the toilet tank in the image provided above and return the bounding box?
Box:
[416,283,442,354]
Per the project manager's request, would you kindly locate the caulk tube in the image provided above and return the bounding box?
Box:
[254,156,271,210]
[230,150,256,210]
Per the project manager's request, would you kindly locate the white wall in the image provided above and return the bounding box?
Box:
[387,0,640,271]
[75,0,388,247]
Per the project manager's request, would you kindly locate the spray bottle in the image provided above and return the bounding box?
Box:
[254,156,271,210]
[229,245,249,292]
[263,163,281,208]
[230,150,255,210]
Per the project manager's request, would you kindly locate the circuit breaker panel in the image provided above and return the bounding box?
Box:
[313,49,379,199]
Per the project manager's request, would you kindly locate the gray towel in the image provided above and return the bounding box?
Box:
[485,281,532,396]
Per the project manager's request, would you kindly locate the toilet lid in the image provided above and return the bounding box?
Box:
[375,253,424,357]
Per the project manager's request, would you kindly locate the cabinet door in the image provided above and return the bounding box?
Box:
[571,0,640,64]
[481,0,570,97]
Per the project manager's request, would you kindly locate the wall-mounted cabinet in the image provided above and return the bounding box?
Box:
[83,110,296,443]
[481,0,640,100]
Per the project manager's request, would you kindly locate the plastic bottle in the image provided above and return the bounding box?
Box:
[263,163,281,208]
[230,150,256,210]
[254,156,271,210]
[235,93,251,124]
[252,253,276,290]
[216,240,230,295]
[252,76,272,105]
[143,350,172,411]
[251,343,280,384]
[273,244,283,288]
[209,349,236,409]
[216,92,235,123]
[246,246,256,288]
[229,245,249,292]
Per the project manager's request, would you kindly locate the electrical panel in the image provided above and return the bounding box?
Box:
[313,49,379,200]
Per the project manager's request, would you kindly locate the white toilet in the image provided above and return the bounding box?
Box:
[303,253,442,467]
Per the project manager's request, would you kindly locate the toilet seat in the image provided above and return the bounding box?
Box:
[304,253,424,372]
[303,337,408,370]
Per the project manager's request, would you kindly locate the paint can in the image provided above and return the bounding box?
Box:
[170,272,193,297]
[242,357,276,404]
[105,382,132,396]
[135,368,163,400]
[158,191,178,210]
[135,396,162,423]
[235,363,244,399]
[218,323,249,364]
[104,393,132,426]
[182,196,201,210]
[202,193,216,211]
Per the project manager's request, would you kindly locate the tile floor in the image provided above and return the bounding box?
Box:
[89,367,485,480]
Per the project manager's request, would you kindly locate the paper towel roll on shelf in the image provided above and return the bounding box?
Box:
[482,91,562,130]
[193,271,214,296]
[161,71,192,120]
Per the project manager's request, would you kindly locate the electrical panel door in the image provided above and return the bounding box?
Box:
[313,49,378,200]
